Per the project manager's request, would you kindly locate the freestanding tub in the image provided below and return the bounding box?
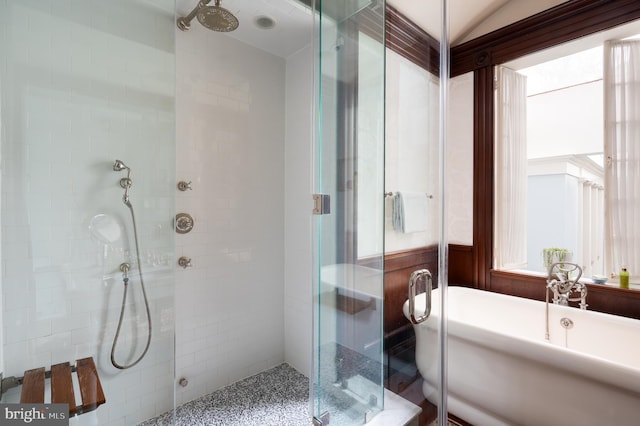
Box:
[404,286,640,425]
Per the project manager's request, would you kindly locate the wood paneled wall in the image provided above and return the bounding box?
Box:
[449,244,473,286]
[383,246,441,426]
[383,246,438,340]
[382,244,475,339]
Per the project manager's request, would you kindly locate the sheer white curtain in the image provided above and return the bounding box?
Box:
[580,180,604,276]
[604,40,640,279]
[495,66,528,269]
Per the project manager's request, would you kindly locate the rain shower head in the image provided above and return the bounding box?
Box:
[197,0,239,32]
[113,159,129,172]
[177,0,239,32]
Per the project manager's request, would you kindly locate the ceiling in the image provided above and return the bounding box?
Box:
[174,0,574,57]
[175,0,312,58]
[388,0,569,45]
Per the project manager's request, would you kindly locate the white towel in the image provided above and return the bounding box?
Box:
[392,191,429,233]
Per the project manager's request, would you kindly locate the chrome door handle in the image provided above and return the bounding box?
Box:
[408,269,432,324]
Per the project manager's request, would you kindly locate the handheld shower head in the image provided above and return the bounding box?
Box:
[113,160,129,172]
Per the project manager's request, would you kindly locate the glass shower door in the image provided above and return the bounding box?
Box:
[311,1,386,424]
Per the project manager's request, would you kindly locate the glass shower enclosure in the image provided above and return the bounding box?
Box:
[0,0,445,425]
[312,1,387,424]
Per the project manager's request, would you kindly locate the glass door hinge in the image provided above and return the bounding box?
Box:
[313,194,331,215]
[313,411,330,425]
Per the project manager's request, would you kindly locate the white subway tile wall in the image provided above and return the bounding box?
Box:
[1,1,176,425]
[175,25,289,405]
[283,45,313,378]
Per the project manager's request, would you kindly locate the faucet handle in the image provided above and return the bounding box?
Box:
[178,256,192,269]
[549,262,582,284]
[177,181,193,191]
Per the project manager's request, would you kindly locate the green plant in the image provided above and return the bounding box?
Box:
[542,247,571,272]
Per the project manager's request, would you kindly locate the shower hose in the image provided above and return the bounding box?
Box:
[110,199,152,370]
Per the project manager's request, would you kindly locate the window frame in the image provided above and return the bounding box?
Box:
[450,0,640,319]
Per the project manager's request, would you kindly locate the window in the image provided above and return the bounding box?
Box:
[495,36,640,281]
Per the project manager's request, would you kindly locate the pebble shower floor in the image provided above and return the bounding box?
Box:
[139,364,309,426]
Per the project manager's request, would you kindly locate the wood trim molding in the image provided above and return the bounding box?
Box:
[385,4,440,75]
[473,66,494,291]
[357,4,440,76]
[385,245,438,272]
[451,0,640,77]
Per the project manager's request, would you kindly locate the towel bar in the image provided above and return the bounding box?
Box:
[385,191,433,199]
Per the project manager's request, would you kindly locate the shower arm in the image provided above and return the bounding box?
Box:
[177,0,213,31]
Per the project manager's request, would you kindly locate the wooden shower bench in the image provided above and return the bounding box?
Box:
[20,357,105,417]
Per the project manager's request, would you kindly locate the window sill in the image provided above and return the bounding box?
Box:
[495,267,640,290]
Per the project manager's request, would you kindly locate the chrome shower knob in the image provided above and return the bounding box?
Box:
[178,256,192,269]
[177,181,192,191]
[175,213,194,234]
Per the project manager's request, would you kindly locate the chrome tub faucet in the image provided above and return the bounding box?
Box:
[547,262,587,309]
[545,262,587,340]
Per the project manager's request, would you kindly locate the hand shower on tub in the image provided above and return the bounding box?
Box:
[111,160,152,369]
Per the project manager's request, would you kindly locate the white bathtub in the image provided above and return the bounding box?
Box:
[404,286,640,426]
